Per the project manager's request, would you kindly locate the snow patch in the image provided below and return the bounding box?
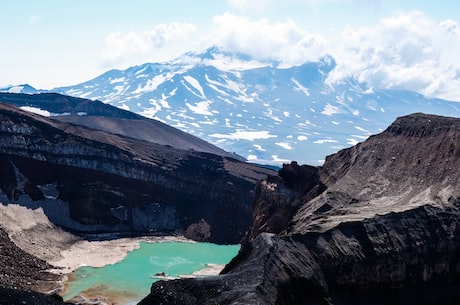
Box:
[253,144,266,151]
[354,126,371,134]
[363,87,374,94]
[265,109,282,123]
[210,130,277,141]
[109,77,125,84]
[203,53,269,71]
[321,103,340,116]
[183,75,205,97]
[186,101,213,116]
[292,78,310,96]
[297,135,308,141]
[205,74,230,96]
[135,66,148,75]
[7,86,25,93]
[133,73,171,94]
[314,139,339,144]
[271,155,291,163]
[347,138,359,146]
[275,142,293,150]
[118,104,130,111]
[20,106,50,117]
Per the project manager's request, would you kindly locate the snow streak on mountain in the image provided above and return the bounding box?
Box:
[15,47,460,165]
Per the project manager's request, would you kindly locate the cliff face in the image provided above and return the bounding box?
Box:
[0,103,275,244]
[140,113,460,305]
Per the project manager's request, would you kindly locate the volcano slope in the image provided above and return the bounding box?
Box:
[139,113,460,305]
[0,102,275,245]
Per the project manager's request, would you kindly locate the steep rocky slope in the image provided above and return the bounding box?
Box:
[0,228,69,305]
[0,102,274,244]
[0,92,239,159]
[139,113,460,305]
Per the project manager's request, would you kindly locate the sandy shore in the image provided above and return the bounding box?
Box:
[0,201,228,305]
[0,202,192,274]
[50,234,193,273]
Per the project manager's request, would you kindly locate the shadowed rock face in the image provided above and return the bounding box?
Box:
[139,113,460,305]
[0,102,275,244]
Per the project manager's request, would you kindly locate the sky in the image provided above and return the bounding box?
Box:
[2,0,460,101]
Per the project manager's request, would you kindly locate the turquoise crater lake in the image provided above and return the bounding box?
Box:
[62,241,240,304]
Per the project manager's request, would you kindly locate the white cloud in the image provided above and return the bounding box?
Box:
[99,10,460,101]
[326,11,460,101]
[202,11,460,101]
[205,13,327,66]
[102,22,196,67]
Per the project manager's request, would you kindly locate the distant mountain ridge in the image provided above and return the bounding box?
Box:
[3,47,460,165]
[0,92,240,159]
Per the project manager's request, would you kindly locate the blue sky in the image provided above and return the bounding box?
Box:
[2,0,460,100]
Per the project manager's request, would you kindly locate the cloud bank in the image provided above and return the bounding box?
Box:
[208,11,460,101]
[102,22,196,67]
[101,11,460,101]
[327,11,460,101]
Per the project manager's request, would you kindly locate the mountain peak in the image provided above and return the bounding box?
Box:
[175,46,275,70]
[0,84,38,94]
[52,49,460,166]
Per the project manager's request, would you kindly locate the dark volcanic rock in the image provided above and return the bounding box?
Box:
[0,288,70,305]
[0,228,69,305]
[247,162,325,240]
[0,102,275,244]
[0,92,240,159]
[139,113,460,305]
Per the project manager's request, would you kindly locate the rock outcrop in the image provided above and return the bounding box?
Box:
[139,113,460,305]
[0,228,70,305]
[0,102,275,244]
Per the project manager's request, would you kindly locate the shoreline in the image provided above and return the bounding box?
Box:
[49,234,193,274]
[57,238,232,305]
[53,235,196,304]
[0,202,229,304]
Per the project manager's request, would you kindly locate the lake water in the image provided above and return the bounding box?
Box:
[62,241,240,304]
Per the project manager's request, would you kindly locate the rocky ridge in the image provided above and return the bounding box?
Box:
[0,102,275,244]
[0,92,239,159]
[139,113,460,305]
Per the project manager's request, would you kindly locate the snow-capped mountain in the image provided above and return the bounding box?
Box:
[0,84,40,94]
[50,47,460,165]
